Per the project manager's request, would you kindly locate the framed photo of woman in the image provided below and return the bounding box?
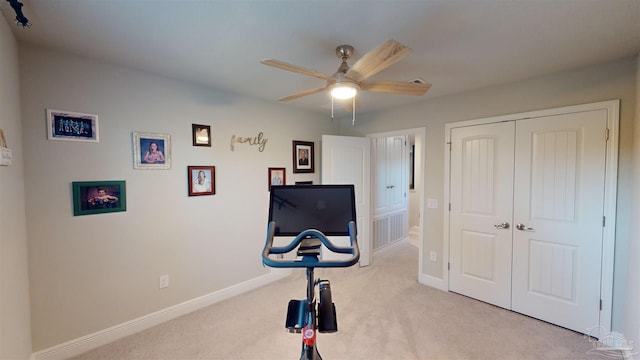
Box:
[133,132,171,170]
[188,166,216,196]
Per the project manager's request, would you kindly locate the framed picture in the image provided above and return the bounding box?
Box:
[46,109,99,142]
[268,167,286,190]
[132,132,171,170]
[72,180,126,216]
[188,166,216,196]
[292,140,314,173]
[192,124,211,147]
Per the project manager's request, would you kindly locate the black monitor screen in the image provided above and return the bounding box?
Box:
[268,185,357,236]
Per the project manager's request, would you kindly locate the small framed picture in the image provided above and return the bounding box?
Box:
[268,167,286,190]
[72,180,126,216]
[292,140,314,173]
[46,109,99,142]
[132,132,171,170]
[192,124,211,147]
[188,166,216,196]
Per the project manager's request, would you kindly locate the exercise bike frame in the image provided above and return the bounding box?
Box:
[262,221,360,360]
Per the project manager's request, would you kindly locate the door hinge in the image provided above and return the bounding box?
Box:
[448,262,450,271]
[603,216,606,227]
[605,128,610,141]
[600,299,603,311]
[448,203,451,211]
[447,141,452,151]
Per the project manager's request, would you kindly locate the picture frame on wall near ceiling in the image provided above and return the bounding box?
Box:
[268,167,286,190]
[292,140,314,173]
[72,180,126,216]
[132,131,171,170]
[188,165,216,196]
[46,109,99,142]
[192,124,211,147]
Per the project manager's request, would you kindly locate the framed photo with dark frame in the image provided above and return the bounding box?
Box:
[268,167,286,190]
[72,180,126,216]
[292,140,314,173]
[192,124,211,147]
[132,132,171,170]
[47,109,99,142]
[188,165,216,196]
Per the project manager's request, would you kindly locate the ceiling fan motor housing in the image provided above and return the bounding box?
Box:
[336,45,354,61]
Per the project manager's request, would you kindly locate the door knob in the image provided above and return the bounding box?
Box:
[516,224,535,231]
[494,222,510,229]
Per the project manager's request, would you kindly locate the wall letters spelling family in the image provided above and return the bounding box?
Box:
[230,132,268,152]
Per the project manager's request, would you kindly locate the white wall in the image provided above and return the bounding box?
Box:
[19,43,339,351]
[0,15,32,360]
[339,56,638,334]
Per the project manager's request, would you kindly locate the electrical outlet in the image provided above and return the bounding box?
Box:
[159,274,169,289]
[430,251,437,262]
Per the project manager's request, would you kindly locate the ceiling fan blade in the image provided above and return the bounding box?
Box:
[345,39,412,82]
[361,80,431,96]
[261,59,333,81]
[277,86,327,101]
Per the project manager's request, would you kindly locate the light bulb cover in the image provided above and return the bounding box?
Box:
[330,82,359,100]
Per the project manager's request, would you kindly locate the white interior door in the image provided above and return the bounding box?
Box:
[449,122,515,309]
[511,111,607,333]
[321,135,371,266]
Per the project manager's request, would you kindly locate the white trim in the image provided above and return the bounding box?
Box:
[31,271,290,360]
[600,100,620,335]
[443,99,619,334]
[419,273,447,291]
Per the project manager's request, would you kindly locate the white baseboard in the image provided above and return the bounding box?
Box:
[31,270,290,360]
[419,272,447,291]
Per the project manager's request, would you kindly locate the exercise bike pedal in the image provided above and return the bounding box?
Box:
[285,299,306,333]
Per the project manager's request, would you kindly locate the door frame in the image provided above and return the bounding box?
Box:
[443,100,619,335]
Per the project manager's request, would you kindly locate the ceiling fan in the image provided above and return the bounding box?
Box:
[260,39,431,105]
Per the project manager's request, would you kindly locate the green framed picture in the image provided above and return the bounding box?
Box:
[72,180,126,216]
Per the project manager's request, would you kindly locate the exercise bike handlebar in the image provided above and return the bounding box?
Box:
[262,221,360,268]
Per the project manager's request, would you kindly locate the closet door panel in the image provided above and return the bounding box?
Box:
[511,110,607,334]
[449,122,515,309]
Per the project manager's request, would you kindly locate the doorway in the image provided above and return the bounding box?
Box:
[369,128,426,258]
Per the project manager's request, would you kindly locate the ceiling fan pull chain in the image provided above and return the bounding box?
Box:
[352,97,356,126]
[331,96,334,121]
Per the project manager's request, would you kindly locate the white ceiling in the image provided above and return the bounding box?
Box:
[2,0,640,115]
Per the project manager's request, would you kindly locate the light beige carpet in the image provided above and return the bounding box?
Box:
[71,240,613,360]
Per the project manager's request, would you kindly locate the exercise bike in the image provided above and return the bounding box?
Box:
[262,185,360,360]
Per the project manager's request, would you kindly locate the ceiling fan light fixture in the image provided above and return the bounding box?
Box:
[330,82,359,100]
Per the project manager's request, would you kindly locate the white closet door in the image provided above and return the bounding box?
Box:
[511,110,607,333]
[449,122,515,309]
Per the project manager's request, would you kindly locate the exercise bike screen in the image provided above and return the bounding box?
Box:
[268,185,357,236]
